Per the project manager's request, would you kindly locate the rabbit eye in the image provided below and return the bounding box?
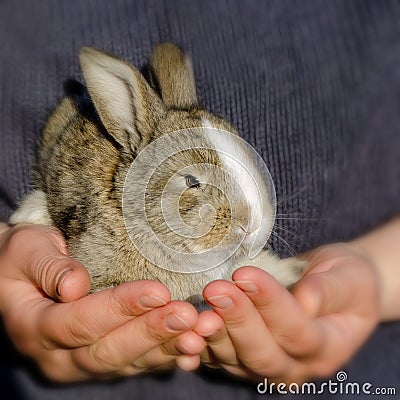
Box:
[185,174,200,189]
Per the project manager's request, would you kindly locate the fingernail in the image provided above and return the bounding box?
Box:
[234,280,258,293]
[206,295,233,309]
[166,314,191,331]
[177,340,196,355]
[138,295,167,308]
[56,268,73,297]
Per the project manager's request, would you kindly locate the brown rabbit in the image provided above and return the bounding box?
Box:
[10,43,305,306]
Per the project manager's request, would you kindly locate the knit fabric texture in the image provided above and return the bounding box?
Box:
[1,0,400,399]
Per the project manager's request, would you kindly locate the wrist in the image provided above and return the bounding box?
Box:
[350,217,400,322]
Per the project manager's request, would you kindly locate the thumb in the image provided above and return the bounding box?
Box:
[292,265,357,318]
[5,225,91,302]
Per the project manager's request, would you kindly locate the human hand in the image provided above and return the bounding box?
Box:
[0,223,205,382]
[195,243,380,383]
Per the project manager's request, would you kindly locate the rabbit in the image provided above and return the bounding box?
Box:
[10,43,306,307]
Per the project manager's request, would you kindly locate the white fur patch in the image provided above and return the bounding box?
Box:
[9,190,52,225]
[201,119,263,234]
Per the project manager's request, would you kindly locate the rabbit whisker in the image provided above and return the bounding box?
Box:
[273,183,310,206]
[269,231,296,257]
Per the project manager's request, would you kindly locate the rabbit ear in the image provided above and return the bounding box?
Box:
[148,43,198,109]
[79,47,166,152]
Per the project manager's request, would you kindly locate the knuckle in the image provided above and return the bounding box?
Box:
[89,341,121,372]
[38,305,92,348]
[108,288,136,317]
[36,256,72,298]
[143,314,167,343]
[64,317,93,347]
[5,225,68,286]
[59,306,94,346]
[35,255,58,282]
[160,340,175,356]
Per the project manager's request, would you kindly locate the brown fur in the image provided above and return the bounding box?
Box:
[10,44,305,305]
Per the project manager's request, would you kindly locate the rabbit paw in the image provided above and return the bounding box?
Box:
[234,251,307,288]
[9,190,52,225]
[271,256,307,288]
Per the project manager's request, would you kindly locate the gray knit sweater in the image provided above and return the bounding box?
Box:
[1,0,399,399]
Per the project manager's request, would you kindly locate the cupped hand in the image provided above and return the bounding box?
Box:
[0,223,205,381]
[195,244,380,383]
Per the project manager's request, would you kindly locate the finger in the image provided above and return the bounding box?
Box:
[119,354,201,376]
[232,267,323,356]
[195,309,225,338]
[39,280,171,348]
[72,301,198,373]
[4,224,90,301]
[203,280,293,377]
[195,310,237,367]
[176,355,201,371]
[132,331,205,370]
[293,261,373,317]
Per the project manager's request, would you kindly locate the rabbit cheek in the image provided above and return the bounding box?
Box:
[178,190,200,225]
[192,205,231,251]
